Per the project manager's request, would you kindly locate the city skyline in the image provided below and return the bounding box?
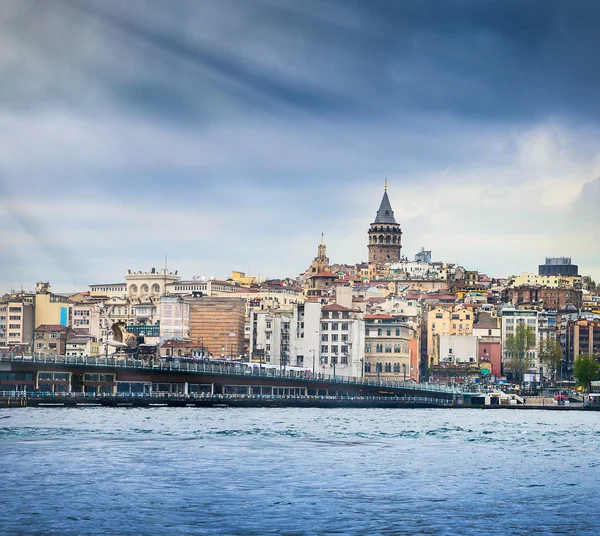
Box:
[2,0,600,293]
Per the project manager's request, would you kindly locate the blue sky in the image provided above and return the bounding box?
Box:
[1,0,600,293]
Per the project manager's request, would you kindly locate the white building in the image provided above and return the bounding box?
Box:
[159,296,190,342]
[500,308,540,372]
[249,301,365,378]
[439,334,478,365]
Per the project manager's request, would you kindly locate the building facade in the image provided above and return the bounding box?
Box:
[364,315,413,381]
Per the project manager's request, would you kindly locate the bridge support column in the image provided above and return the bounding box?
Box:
[210,383,214,395]
[183,382,188,395]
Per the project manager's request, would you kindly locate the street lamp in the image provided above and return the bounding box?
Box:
[402,363,407,383]
[310,349,316,375]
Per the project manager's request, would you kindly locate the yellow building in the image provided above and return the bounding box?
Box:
[34,282,70,328]
[230,271,258,287]
[427,305,474,366]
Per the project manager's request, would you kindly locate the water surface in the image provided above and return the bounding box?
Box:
[1,408,599,535]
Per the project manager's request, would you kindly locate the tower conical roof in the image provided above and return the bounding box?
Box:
[373,190,397,224]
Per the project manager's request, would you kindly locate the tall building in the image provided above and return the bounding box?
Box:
[186,297,246,358]
[539,257,579,277]
[368,183,402,264]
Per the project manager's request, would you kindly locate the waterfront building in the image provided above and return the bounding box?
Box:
[427,305,474,367]
[159,296,190,342]
[364,314,413,381]
[0,293,35,347]
[65,334,100,357]
[34,324,70,356]
[185,297,246,358]
[563,317,600,363]
[70,299,102,339]
[368,183,402,265]
[500,308,541,374]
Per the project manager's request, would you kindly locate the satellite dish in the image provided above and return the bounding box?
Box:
[210,276,215,281]
[201,276,206,281]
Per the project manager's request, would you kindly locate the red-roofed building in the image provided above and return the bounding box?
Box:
[34,324,71,355]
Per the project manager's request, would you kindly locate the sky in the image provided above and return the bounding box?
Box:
[1,0,600,293]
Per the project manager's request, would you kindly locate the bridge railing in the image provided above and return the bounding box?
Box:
[0,390,453,405]
[0,354,460,395]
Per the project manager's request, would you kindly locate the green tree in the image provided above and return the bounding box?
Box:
[504,323,536,383]
[538,337,563,382]
[573,354,600,391]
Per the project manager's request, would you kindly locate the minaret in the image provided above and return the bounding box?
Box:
[368,181,402,264]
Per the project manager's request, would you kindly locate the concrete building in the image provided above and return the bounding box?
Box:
[125,268,180,300]
[0,294,35,347]
[186,297,246,358]
[415,248,432,263]
[34,325,70,356]
[249,301,365,378]
[89,283,126,298]
[502,286,582,310]
[368,184,402,265]
[159,296,190,342]
[71,300,102,339]
[500,308,540,373]
[439,334,478,366]
[564,318,600,363]
[427,305,474,366]
[364,315,413,381]
[34,282,70,328]
[539,257,579,277]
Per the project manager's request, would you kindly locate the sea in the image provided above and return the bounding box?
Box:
[0,407,599,535]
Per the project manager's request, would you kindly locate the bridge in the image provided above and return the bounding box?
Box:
[0,354,460,407]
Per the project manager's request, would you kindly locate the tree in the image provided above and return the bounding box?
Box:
[538,337,563,382]
[573,355,600,391]
[504,323,536,383]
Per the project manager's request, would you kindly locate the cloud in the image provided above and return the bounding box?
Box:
[2,0,600,291]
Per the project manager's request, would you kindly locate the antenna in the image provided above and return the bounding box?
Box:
[165,253,168,272]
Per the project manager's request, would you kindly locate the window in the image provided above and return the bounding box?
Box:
[266,344,271,351]
[435,312,443,319]
[365,344,371,353]
[385,344,392,353]
[395,329,400,336]
[49,343,57,349]
[365,362,372,373]
[321,356,328,364]
[321,345,328,353]
[452,324,456,330]
[36,343,44,349]
[341,355,348,364]
[321,323,328,330]
[341,334,348,342]
[432,323,436,330]
[393,363,400,373]
[377,328,382,336]
[331,334,338,342]
[341,323,349,331]
[321,334,328,342]
[376,363,383,373]
[331,323,339,330]
[384,363,392,373]
[341,345,348,354]
[386,329,391,336]
[365,328,370,336]
[266,321,272,329]
[331,345,338,354]
[9,316,21,321]
[49,333,58,339]
[376,344,383,352]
